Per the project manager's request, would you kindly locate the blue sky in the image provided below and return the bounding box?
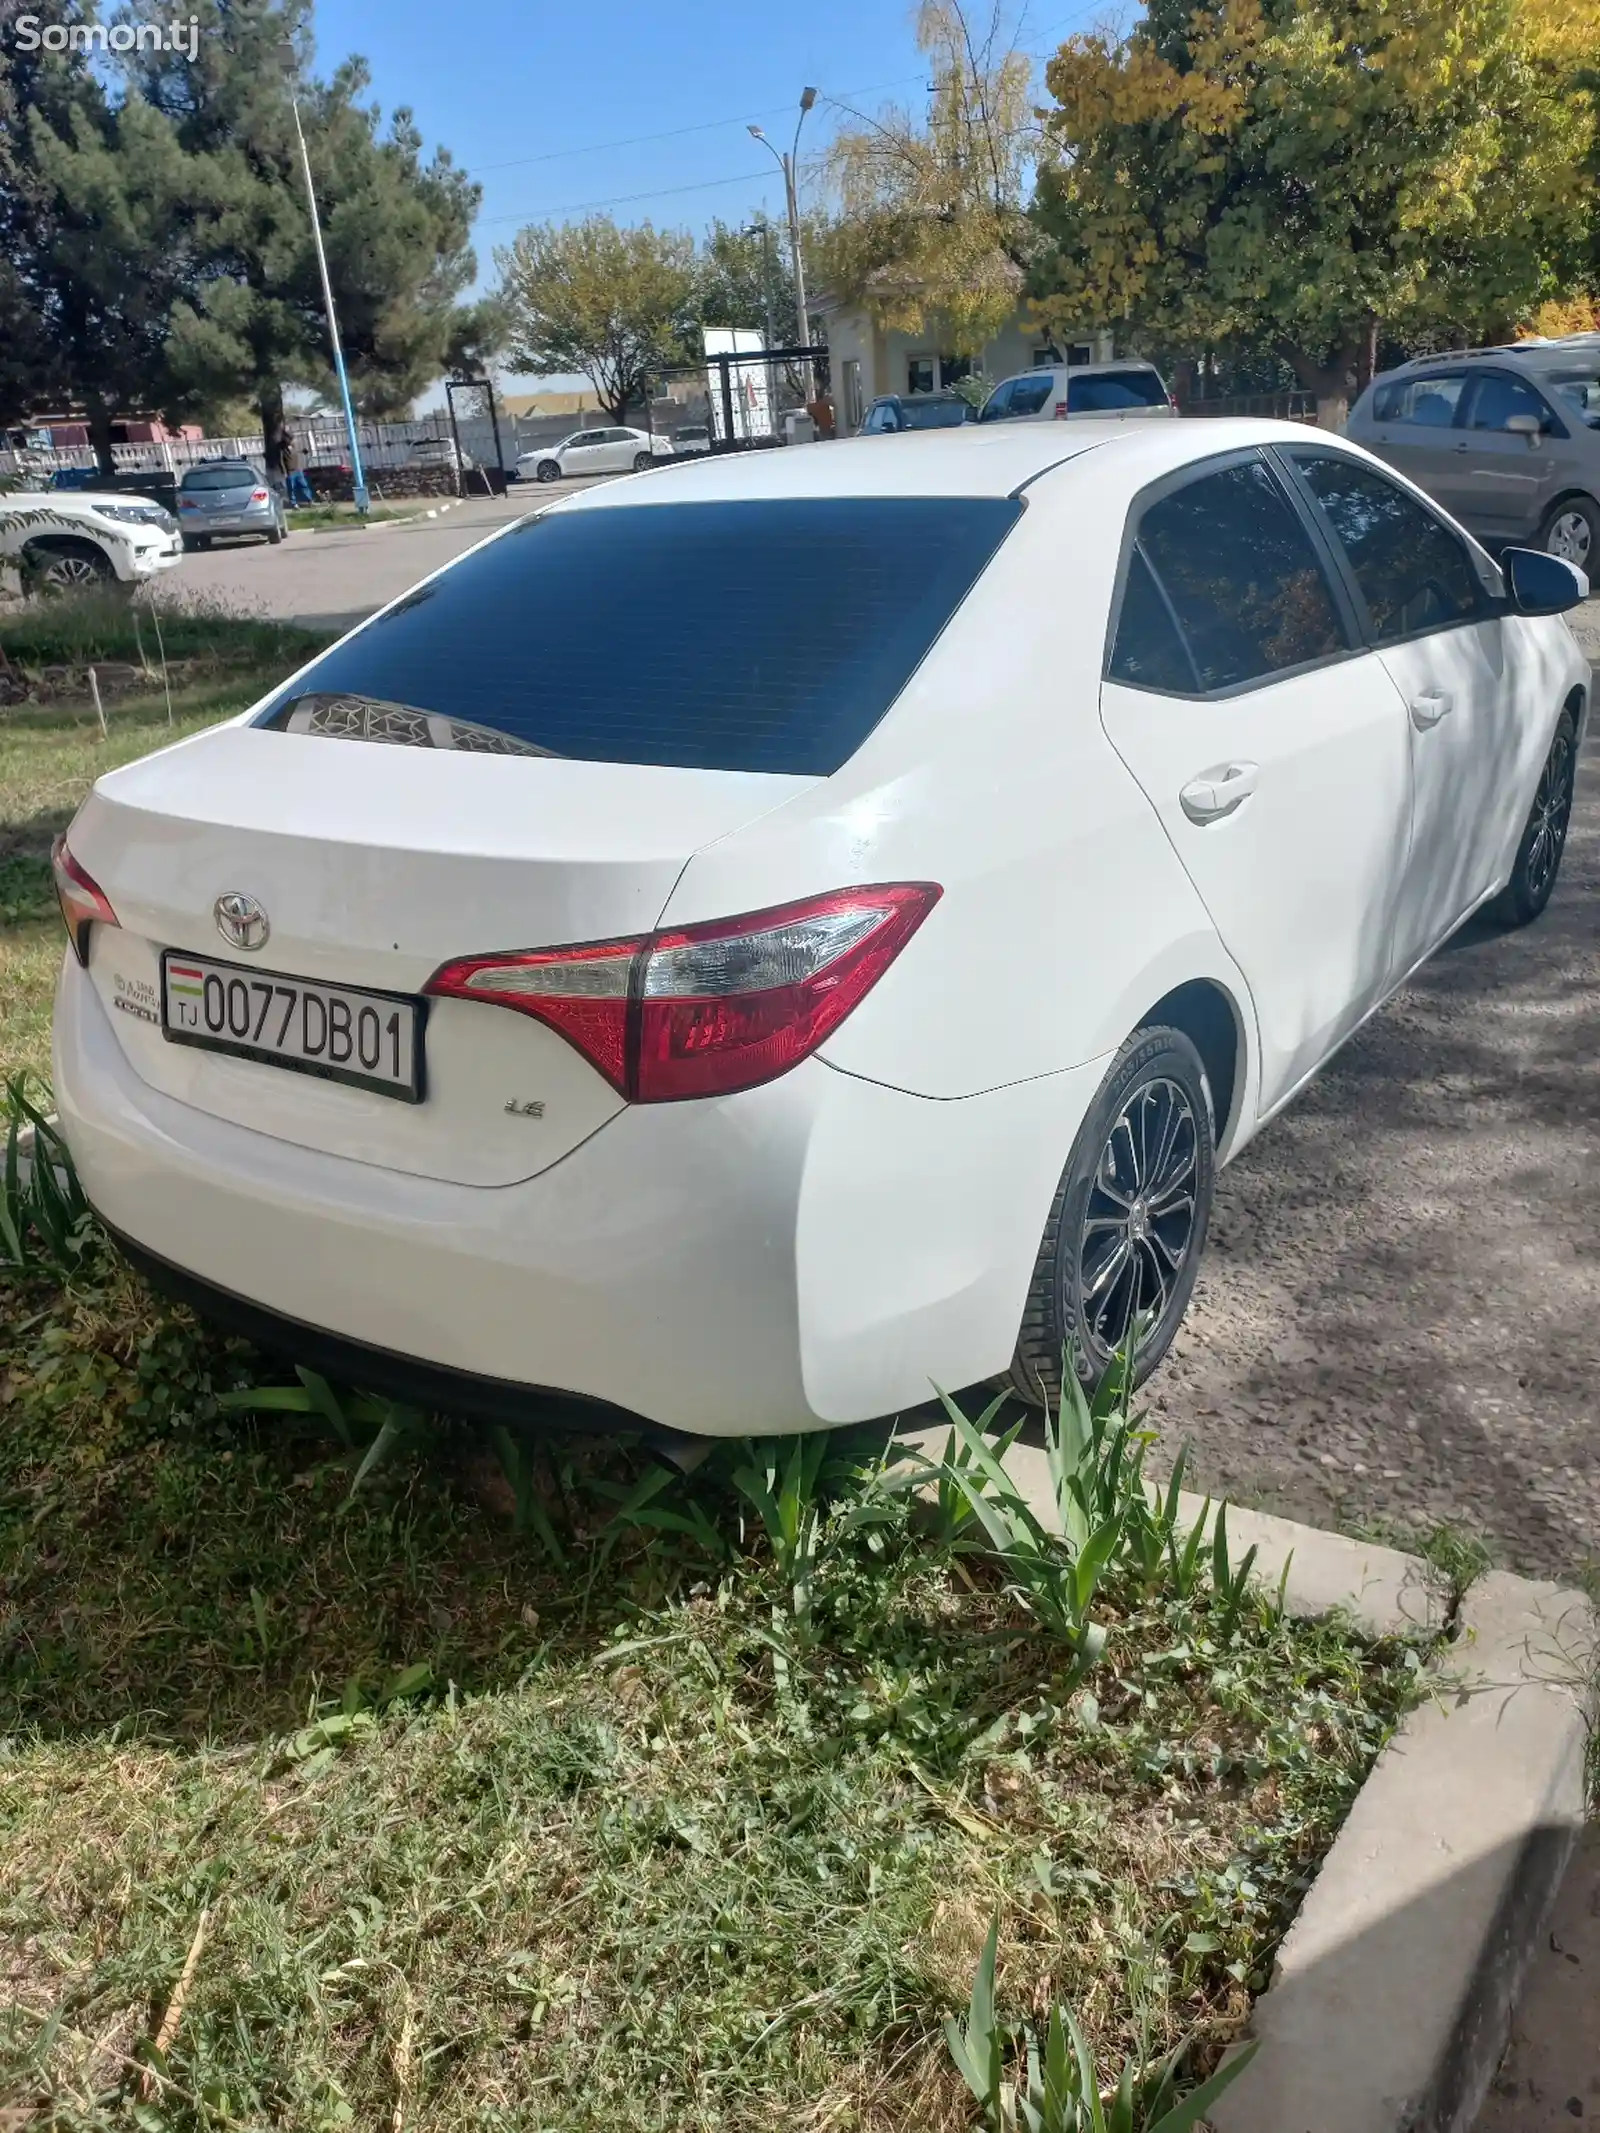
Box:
[309,0,1105,392]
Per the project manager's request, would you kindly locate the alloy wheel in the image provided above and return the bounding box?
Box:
[42,554,103,592]
[1526,727,1575,904]
[1078,1076,1200,1355]
[1546,510,1593,569]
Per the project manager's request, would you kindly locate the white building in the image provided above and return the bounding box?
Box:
[819,297,1114,432]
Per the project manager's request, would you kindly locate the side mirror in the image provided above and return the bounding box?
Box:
[1502,545,1589,614]
[1505,413,1542,437]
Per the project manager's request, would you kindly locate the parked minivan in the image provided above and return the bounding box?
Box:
[976,360,1175,424]
[1346,337,1600,571]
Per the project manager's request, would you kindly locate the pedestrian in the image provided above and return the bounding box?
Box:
[283,437,313,507]
[806,385,836,440]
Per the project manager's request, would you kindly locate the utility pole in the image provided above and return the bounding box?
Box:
[748,86,817,395]
[287,78,370,514]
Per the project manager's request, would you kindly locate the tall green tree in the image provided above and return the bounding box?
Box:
[818,0,1036,355]
[1031,0,1597,425]
[497,215,697,420]
[131,0,480,465]
[0,0,201,464]
[697,216,797,342]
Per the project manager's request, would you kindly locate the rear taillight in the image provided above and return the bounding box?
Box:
[250,488,269,503]
[425,883,940,1103]
[51,838,119,966]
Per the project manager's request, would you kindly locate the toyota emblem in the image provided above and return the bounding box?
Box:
[214,891,270,952]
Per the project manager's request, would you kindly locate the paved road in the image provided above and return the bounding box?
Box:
[150,483,583,637]
[1149,608,1600,1579]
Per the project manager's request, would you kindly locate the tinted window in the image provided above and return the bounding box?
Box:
[1108,548,1195,692]
[1370,373,1466,426]
[1291,454,1484,642]
[1463,372,1556,433]
[977,381,1014,424]
[901,397,970,430]
[182,464,258,490]
[1545,369,1600,429]
[1010,376,1054,416]
[1136,460,1347,690]
[1067,369,1167,412]
[257,498,1023,777]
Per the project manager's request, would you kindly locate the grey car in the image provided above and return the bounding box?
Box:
[1346,337,1600,571]
[177,460,288,550]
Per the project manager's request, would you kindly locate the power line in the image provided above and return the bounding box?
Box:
[479,167,779,228]
[466,70,929,179]
[476,4,1107,230]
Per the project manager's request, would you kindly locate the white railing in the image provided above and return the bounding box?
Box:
[0,414,498,483]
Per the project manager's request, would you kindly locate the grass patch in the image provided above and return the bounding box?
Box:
[0,589,326,680]
[0,601,333,1087]
[0,1237,1431,2130]
[286,500,434,532]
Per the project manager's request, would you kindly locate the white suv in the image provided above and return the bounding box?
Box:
[976,361,1175,424]
[0,488,184,592]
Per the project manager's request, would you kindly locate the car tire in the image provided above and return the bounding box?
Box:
[267,520,285,544]
[632,451,653,472]
[1538,497,1600,574]
[20,538,116,596]
[1487,708,1577,928]
[536,460,560,484]
[185,534,211,552]
[1007,1025,1216,1406]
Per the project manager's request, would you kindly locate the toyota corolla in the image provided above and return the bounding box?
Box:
[50,421,1588,1435]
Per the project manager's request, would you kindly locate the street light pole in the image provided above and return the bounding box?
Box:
[287,85,370,514]
[749,86,818,393]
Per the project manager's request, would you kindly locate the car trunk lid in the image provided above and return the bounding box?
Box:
[71,724,813,1184]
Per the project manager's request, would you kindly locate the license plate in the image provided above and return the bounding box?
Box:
[161,952,425,1102]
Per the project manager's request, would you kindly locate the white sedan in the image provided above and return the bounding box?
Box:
[515,426,674,484]
[51,421,1587,1436]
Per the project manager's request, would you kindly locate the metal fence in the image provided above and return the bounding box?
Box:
[1184,390,1319,423]
[0,409,506,483]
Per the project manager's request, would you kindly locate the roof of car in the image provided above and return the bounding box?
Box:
[563,416,1341,507]
[1387,336,1600,375]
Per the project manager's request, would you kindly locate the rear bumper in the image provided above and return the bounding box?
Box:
[182,513,274,537]
[54,954,1106,1435]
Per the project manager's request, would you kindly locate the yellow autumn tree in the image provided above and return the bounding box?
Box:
[1031,0,1598,424]
[817,0,1037,354]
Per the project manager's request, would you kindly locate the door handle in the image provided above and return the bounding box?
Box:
[1408,690,1453,729]
[1179,761,1259,824]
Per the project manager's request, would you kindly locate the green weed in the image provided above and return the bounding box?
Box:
[947,1914,1259,2132]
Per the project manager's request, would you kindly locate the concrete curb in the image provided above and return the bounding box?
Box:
[1212,1567,1595,2133]
[899,1428,1595,2131]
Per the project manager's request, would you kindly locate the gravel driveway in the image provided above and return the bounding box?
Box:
[1147,609,1599,1579]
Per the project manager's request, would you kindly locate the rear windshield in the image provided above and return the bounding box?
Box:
[1067,370,1167,412]
[256,496,1022,775]
[182,464,258,489]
